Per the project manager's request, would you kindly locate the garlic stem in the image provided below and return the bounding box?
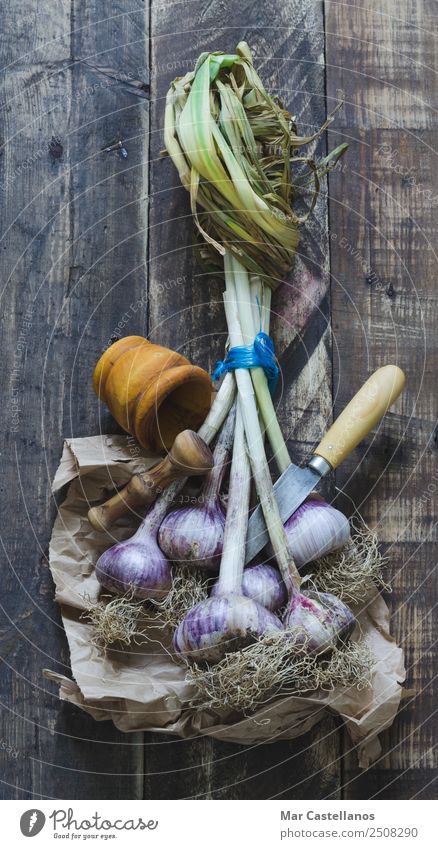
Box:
[230,255,291,474]
[198,372,235,444]
[201,401,236,505]
[250,276,270,334]
[216,401,250,595]
[223,252,300,593]
[132,489,172,539]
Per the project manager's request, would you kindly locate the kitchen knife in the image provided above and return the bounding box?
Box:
[245,364,405,564]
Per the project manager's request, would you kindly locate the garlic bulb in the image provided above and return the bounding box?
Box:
[211,563,287,613]
[173,593,282,664]
[95,499,172,600]
[158,405,235,570]
[283,499,350,569]
[259,498,355,651]
[242,563,288,612]
[284,589,356,653]
[158,501,225,572]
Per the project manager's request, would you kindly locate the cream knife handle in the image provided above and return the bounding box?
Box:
[311,365,405,471]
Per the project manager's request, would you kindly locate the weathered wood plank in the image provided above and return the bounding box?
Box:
[0,0,149,799]
[324,0,438,130]
[3,0,434,803]
[146,0,340,799]
[143,720,343,800]
[325,0,438,799]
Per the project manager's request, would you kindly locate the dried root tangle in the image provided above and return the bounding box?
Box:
[83,567,208,649]
[188,633,373,713]
[82,594,147,650]
[149,566,209,630]
[310,525,389,605]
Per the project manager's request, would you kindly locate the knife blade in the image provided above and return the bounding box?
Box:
[245,364,406,564]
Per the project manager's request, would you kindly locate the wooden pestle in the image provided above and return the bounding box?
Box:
[88,430,213,532]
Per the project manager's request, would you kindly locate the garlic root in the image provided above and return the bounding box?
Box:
[188,636,373,713]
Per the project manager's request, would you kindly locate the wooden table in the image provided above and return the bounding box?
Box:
[0,0,436,800]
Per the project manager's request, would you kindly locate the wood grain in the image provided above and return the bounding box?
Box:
[324,0,438,130]
[0,0,149,799]
[325,0,437,800]
[0,0,435,801]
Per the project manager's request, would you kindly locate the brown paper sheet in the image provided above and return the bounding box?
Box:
[45,435,406,767]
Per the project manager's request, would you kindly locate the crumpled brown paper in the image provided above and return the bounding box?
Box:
[45,435,406,767]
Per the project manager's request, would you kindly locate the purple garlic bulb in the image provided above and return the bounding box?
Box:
[211,563,288,613]
[284,590,356,653]
[158,500,225,572]
[173,593,283,664]
[95,537,171,601]
[95,498,172,601]
[283,499,350,569]
[158,405,235,571]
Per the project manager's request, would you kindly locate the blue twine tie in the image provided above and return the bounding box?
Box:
[212,332,279,393]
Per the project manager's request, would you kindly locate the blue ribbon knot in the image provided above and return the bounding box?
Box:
[212,331,279,393]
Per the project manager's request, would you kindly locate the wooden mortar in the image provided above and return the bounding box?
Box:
[93,335,212,453]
